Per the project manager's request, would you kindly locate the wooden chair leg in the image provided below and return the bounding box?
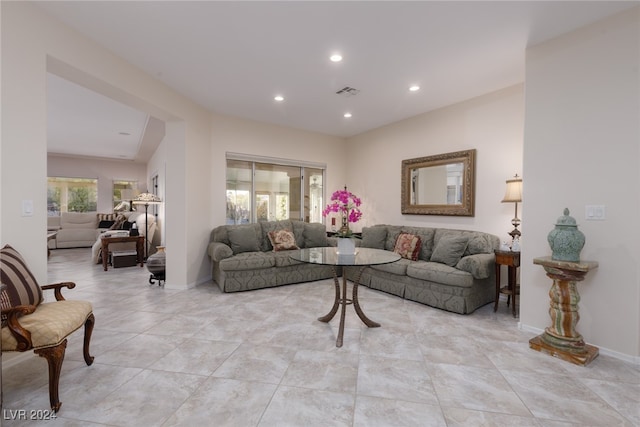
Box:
[34,340,67,413]
[83,313,95,366]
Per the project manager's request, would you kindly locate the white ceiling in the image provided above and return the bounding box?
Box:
[47,73,150,160]
[38,1,637,161]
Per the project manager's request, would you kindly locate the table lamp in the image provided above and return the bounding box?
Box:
[501,174,523,242]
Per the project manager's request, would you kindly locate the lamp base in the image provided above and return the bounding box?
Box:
[508,228,521,240]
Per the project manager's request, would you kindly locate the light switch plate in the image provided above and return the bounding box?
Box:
[21,200,34,217]
[585,205,605,221]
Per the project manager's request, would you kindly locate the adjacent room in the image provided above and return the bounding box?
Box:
[1,1,639,426]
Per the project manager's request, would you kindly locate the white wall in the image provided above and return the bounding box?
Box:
[209,112,348,225]
[47,155,147,213]
[1,2,210,288]
[346,84,524,242]
[522,8,640,360]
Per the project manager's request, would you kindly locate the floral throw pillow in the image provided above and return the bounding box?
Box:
[268,229,299,252]
[393,232,422,261]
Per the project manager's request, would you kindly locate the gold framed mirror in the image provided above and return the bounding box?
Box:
[401,149,476,216]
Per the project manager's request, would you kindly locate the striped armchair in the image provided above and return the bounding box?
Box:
[0,245,95,412]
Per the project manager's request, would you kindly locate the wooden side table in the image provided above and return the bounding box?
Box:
[494,250,520,317]
[47,231,57,258]
[100,235,144,271]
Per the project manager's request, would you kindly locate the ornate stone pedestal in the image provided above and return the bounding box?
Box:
[529,257,599,366]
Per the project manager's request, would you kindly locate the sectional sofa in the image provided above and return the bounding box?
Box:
[208,220,500,314]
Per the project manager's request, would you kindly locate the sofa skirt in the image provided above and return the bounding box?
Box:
[345,267,494,314]
[214,263,335,293]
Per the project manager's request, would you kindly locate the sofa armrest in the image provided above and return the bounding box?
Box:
[208,241,233,262]
[456,253,495,279]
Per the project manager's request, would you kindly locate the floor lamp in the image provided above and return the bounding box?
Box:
[132,192,162,260]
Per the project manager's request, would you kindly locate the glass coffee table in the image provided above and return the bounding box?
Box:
[290,247,400,347]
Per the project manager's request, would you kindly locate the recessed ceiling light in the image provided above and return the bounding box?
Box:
[330,54,343,62]
[409,85,420,92]
[274,95,284,102]
[118,132,131,136]
[343,112,352,118]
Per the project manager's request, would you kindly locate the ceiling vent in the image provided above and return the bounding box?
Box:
[336,86,360,97]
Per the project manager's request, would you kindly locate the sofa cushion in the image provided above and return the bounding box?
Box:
[371,258,410,276]
[273,251,305,267]
[219,252,275,271]
[361,226,387,249]
[0,245,43,327]
[291,220,306,248]
[407,261,474,287]
[303,223,327,248]
[383,225,404,251]
[465,232,499,255]
[228,226,261,254]
[60,212,98,228]
[393,233,422,261]
[260,220,293,251]
[430,235,469,266]
[268,229,299,252]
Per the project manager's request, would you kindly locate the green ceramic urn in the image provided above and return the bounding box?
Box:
[547,208,585,262]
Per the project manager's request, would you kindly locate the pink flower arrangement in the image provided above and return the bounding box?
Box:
[322,187,363,236]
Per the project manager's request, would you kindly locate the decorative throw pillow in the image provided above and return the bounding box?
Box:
[98,220,116,228]
[430,235,469,266]
[109,214,127,230]
[393,233,422,261]
[97,213,117,222]
[0,244,43,326]
[268,229,299,252]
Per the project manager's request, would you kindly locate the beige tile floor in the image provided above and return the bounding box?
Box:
[2,248,639,426]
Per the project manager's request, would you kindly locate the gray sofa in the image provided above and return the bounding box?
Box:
[207,220,499,315]
[208,220,336,292]
[349,225,500,314]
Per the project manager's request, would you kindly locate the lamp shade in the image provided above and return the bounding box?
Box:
[501,175,522,203]
[132,192,162,204]
[120,189,138,201]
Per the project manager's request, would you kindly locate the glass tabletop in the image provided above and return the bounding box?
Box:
[289,247,401,266]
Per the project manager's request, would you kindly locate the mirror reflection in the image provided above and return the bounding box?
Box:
[410,162,464,205]
[401,149,475,216]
